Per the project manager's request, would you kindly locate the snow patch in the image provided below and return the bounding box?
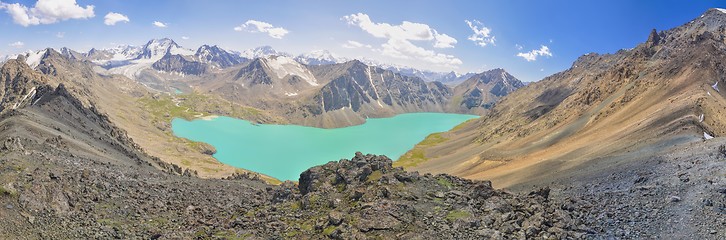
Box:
[295,50,347,65]
[699,114,704,123]
[716,8,726,14]
[12,87,36,110]
[25,50,46,68]
[170,47,195,56]
[108,62,154,79]
[263,56,318,86]
[241,46,287,59]
[501,72,509,84]
[284,92,299,97]
[712,81,720,92]
[366,66,383,107]
[704,132,714,140]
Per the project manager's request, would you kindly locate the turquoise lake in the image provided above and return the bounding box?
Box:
[171,113,478,181]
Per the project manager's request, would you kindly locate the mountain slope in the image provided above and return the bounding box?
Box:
[195,44,247,68]
[152,54,207,75]
[18,48,281,179]
[451,68,525,114]
[306,60,452,119]
[0,58,165,170]
[402,8,726,188]
[199,59,457,128]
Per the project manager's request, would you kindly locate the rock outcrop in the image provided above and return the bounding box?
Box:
[152,54,207,75]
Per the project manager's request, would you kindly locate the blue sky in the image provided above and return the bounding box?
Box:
[0,0,723,81]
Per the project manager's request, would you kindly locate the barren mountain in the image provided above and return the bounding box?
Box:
[195,59,465,127]
[451,68,525,114]
[405,8,726,187]
[10,48,280,179]
[393,9,726,238]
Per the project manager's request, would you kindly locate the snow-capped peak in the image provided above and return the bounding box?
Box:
[196,45,224,61]
[136,38,194,62]
[12,49,49,68]
[195,45,245,68]
[716,8,726,14]
[295,50,348,65]
[240,46,289,59]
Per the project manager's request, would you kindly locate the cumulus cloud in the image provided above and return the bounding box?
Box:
[234,20,289,39]
[104,12,129,26]
[152,21,167,28]
[342,40,372,49]
[433,34,457,49]
[0,0,94,27]
[342,13,461,67]
[465,20,495,47]
[517,45,552,61]
[9,41,24,48]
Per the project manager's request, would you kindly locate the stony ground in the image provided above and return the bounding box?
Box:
[509,137,726,239]
[0,137,594,239]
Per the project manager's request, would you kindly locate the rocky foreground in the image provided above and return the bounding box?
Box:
[2,114,725,239]
[0,134,594,239]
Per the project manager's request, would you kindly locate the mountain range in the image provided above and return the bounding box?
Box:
[3,39,477,84]
[2,38,522,128]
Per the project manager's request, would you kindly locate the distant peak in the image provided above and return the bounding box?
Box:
[155,37,174,42]
[198,44,220,51]
[145,38,178,46]
[347,59,367,67]
[482,68,506,74]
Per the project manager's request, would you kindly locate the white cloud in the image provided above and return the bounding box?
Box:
[152,21,167,28]
[56,32,64,38]
[517,45,552,62]
[0,0,94,27]
[515,44,523,50]
[342,40,372,49]
[104,12,129,26]
[433,33,457,48]
[465,20,495,47]
[342,13,461,67]
[9,41,24,48]
[234,20,289,39]
[181,36,190,40]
